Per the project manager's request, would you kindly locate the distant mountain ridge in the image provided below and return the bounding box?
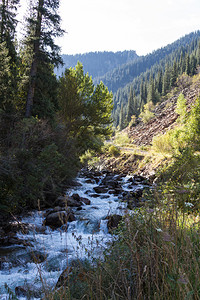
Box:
[95,31,200,93]
[55,50,139,78]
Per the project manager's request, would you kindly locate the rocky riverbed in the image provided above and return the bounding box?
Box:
[0,168,149,299]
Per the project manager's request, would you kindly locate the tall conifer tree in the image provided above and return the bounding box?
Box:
[24,0,64,118]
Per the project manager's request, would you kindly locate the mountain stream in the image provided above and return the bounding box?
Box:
[0,169,147,299]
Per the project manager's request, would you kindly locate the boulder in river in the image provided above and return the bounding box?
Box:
[80,197,91,205]
[93,186,108,194]
[15,286,27,297]
[107,214,122,232]
[44,210,75,228]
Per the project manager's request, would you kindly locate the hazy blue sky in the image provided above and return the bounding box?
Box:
[19,0,200,56]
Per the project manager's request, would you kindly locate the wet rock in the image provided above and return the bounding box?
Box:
[85,190,91,194]
[93,186,108,194]
[44,210,75,228]
[90,193,100,198]
[15,286,27,297]
[56,195,82,208]
[34,225,46,234]
[55,195,67,207]
[15,284,41,299]
[67,197,82,207]
[72,193,81,201]
[107,215,122,231]
[124,189,144,209]
[0,236,26,247]
[134,175,148,183]
[113,187,123,195]
[100,195,110,199]
[4,222,29,234]
[108,189,116,195]
[76,207,83,211]
[0,258,12,270]
[30,250,47,263]
[85,179,95,184]
[127,177,134,183]
[80,197,91,205]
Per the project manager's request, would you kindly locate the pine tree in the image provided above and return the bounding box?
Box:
[119,103,125,131]
[0,0,19,112]
[156,69,163,94]
[126,87,134,123]
[185,54,190,75]
[196,41,200,65]
[0,0,19,58]
[0,42,11,110]
[170,60,178,87]
[190,55,197,75]
[162,63,171,95]
[147,74,156,103]
[24,0,64,118]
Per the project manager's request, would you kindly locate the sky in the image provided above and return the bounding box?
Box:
[19,0,200,56]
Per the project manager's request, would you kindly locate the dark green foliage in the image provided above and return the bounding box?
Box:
[24,0,64,118]
[126,87,135,123]
[0,0,19,59]
[0,0,20,114]
[0,117,80,212]
[119,103,125,130]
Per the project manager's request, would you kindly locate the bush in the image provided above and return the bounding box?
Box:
[139,101,155,123]
[114,132,130,146]
[108,145,121,157]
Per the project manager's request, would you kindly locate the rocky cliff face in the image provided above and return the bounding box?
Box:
[126,74,200,146]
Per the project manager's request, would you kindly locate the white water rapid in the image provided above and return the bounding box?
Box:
[0,170,146,299]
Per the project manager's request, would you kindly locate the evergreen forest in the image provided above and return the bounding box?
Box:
[0,0,113,213]
[1,1,200,299]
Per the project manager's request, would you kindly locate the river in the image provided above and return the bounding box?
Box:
[0,169,147,299]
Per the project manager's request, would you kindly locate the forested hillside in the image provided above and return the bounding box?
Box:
[112,31,200,127]
[57,31,200,128]
[55,50,138,78]
[96,32,200,93]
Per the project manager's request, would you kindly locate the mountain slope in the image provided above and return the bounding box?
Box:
[96,31,200,93]
[55,50,138,78]
[126,73,200,146]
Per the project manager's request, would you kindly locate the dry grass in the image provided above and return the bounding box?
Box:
[49,185,200,300]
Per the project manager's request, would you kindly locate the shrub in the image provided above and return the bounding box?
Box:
[139,101,155,123]
[114,132,130,146]
[108,145,121,157]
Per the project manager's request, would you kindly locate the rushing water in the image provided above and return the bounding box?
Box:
[0,171,145,299]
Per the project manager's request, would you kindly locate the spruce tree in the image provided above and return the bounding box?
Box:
[24,0,64,118]
[170,60,178,87]
[162,63,171,95]
[0,0,19,58]
[119,103,125,131]
[185,54,190,75]
[147,74,155,103]
[0,0,19,112]
[126,87,134,124]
